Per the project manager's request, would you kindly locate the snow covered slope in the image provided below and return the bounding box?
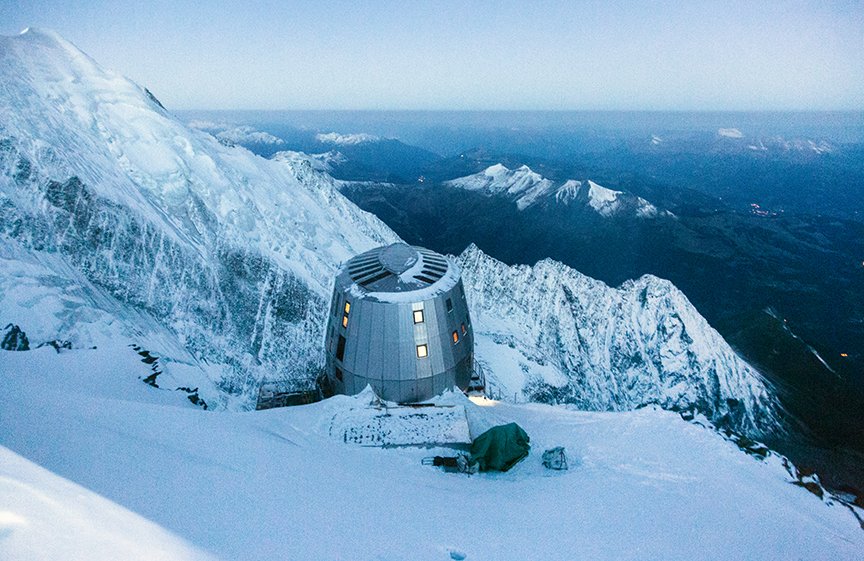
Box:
[1,354,861,561]
[445,163,661,216]
[458,245,778,436]
[0,447,216,561]
[0,28,398,405]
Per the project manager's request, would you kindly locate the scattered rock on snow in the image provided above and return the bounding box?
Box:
[36,340,72,353]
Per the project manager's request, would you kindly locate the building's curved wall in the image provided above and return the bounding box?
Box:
[324,276,474,403]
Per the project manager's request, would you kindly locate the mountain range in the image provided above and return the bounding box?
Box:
[444,163,663,217]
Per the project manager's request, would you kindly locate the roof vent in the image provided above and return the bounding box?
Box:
[342,243,451,292]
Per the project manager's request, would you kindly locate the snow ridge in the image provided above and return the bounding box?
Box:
[714,128,832,154]
[271,150,346,173]
[315,132,381,145]
[446,164,661,216]
[458,244,779,436]
[188,121,286,146]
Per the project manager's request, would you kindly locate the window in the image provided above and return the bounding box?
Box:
[416,344,428,358]
[461,323,467,335]
[446,298,453,312]
[341,300,350,328]
[452,331,459,344]
[413,309,424,324]
[335,367,343,382]
[336,335,346,362]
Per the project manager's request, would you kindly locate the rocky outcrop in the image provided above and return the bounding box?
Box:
[1,323,29,351]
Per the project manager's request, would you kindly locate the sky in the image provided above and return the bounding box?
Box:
[1,0,862,111]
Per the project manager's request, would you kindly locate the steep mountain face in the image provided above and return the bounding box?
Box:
[0,29,779,437]
[459,245,778,437]
[0,28,398,405]
[445,163,662,216]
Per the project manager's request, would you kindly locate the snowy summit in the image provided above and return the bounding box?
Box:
[718,127,745,138]
[316,131,381,145]
[445,164,662,217]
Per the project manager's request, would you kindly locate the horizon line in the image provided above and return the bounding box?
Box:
[173,107,864,114]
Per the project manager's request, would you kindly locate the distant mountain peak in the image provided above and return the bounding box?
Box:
[446,164,663,217]
[718,128,744,139]
[188,121,285,146]
[484,162,510,174]
[315,132,381,145]
[271,150,346,173]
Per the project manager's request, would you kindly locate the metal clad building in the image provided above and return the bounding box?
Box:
[325,243,474,403]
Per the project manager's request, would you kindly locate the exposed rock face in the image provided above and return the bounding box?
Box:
[1,324,29,351]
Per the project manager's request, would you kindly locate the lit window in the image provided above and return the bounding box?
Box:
[416,344,428,358]
[461,323,467,335]
[342,314,348,328]
[452,331,459,344]
[446,298,453,312]
[344,301,351,314]
[413,309,424,324]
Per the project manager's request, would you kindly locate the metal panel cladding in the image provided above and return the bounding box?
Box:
[325,243,474,403]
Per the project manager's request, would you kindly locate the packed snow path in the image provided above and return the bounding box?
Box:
[1,349,861,561]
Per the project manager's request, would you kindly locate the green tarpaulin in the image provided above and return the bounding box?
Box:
[469,423,530,472]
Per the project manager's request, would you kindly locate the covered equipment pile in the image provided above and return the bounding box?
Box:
[469,422,531,472]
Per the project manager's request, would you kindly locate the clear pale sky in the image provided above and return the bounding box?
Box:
[1,0,862,110]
